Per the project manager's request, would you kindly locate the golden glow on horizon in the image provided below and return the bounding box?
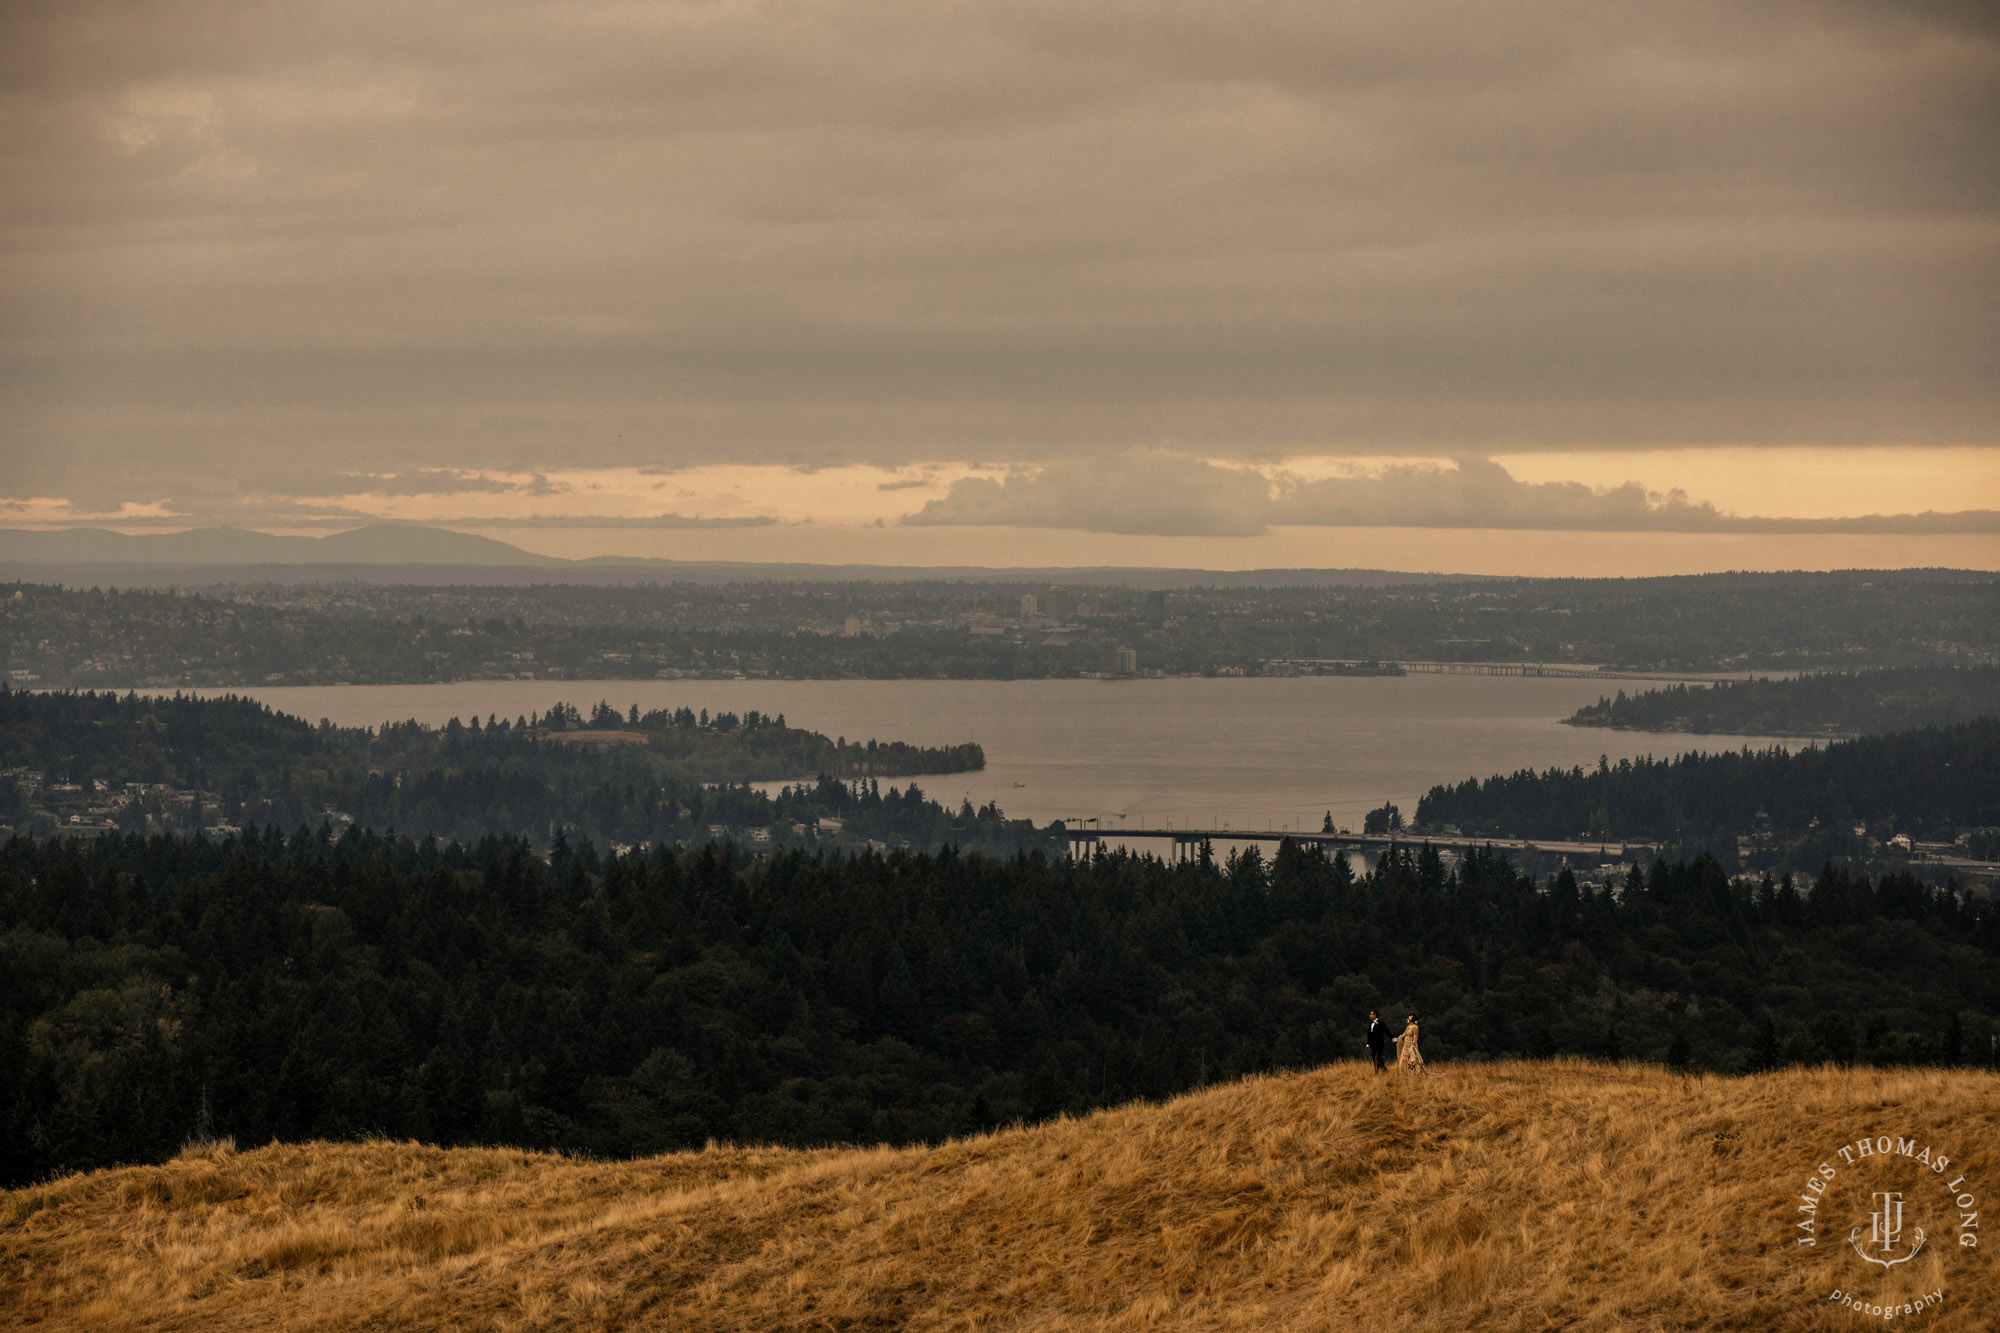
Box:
[468,523,2000,578]
[308,463,1005,527]
[0,498,183,524]
[269,448,1999,531]
[6,448,1996,578]
[1491,447,2000,520]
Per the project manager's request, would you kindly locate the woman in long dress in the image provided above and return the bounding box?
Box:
[1396,1015,1425,1073]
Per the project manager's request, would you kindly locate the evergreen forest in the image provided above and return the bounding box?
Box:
[1566,664,2000,736]
[2,828,1994,1188]
[1416,719,1998,865]
[0,687,1017,853]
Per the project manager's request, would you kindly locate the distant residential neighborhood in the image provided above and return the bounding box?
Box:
[5,568,1994,689]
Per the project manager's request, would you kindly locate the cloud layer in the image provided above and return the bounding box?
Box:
[906,455,2000,536]
[902,454,1276,537]
[436,513,776,530]
[1,0,1996,513]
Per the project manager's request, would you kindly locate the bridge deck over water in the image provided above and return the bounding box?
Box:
[1262,659,1730,682]
[1059,826,1653,862]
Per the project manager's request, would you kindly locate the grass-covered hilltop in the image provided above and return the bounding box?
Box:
[6,1062,1996,1330]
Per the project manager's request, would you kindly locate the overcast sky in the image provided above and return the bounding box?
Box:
[2,0,1996,570]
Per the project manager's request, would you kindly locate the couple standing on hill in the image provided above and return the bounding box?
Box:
[1367,1011,1425,1074]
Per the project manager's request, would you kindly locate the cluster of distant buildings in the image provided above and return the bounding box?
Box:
[836,583,1147,676]
[0,768,344,841]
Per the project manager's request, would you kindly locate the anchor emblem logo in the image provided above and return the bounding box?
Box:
[1849,1191,1926,1268]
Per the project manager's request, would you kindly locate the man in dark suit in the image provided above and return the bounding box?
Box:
[1366,1010,1391,1073]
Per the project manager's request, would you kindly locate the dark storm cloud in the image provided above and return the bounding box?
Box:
[905,455,2000,535]
[1,0,1995,504]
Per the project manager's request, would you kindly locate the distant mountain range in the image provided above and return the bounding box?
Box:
[0,524,565,568]
[0,524,1485,587]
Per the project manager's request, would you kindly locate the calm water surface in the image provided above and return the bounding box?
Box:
[203,677,1794,833]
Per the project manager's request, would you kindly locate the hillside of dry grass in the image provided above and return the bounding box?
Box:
[5,1060,1997,1331]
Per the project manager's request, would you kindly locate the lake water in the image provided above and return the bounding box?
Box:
[202,677,1795,834]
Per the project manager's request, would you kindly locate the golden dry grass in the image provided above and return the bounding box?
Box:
[5,1061,1997,1331]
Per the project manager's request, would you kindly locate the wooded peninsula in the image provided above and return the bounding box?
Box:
[1566,663,2000,736]
[0,687,1013,855]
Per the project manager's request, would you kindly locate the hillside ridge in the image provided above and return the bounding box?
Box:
[6,1060,1997,1330]
[0,524,1483,585]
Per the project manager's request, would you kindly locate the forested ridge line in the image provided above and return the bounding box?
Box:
[1566,663,2000,736]
[1417,718,1999,867]
[2,827,1994,1188]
